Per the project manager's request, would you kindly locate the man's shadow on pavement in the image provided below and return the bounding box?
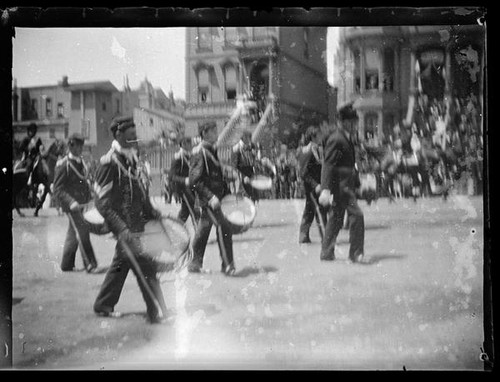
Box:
[208,236,265,245]
[233,265,278,278]
[358,252,407,265]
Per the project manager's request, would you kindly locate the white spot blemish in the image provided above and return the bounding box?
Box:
[451,195,478,221]
[277,250,287,259]
[111,36,130,64]
[100,321,110,329]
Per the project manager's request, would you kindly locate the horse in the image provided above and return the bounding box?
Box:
[13,139,67,217]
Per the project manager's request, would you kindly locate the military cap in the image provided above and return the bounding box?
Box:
[338,102,359,121]
[109,116,135,135]
[68,132,85,144]
[198,121,217,136]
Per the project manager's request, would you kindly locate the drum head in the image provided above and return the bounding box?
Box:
[221,194,256,234]
[249,175,272,191]
[138,216,191,272]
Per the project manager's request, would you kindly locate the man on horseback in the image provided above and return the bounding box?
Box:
[18,123,44,188]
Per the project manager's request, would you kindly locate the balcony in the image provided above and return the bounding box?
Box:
[185,100,237,119]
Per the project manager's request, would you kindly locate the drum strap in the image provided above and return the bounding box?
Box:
[67,159,88,181]
[201,147,221,175]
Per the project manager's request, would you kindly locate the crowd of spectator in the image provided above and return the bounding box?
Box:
[355,92,483,201]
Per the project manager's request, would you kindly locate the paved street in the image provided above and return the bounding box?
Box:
[10,195,485,370]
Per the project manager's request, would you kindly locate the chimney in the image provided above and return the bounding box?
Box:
[61,76,69,87]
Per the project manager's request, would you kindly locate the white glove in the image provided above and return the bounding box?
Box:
[243,176,250,184]
[208,195,220,210]
[184,177,190,186]
[318,189,332,207]
[69,201,80,211]
[314,184,322,195]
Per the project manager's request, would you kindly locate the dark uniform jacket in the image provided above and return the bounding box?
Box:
[169,149,191,195]
[94,146,158,235]
[189,141,229,207]
[298,143,322,193]
[231,141,256,179]
[321,128,358,197]
[53,155,92,213]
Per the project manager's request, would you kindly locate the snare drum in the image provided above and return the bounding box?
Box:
[249,175,273,191]
[136,216,191,273]
[220,194,256,234]
[81,202,111,235]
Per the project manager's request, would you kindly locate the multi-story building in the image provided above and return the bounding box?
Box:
[12,77,71,146]
[333,25,485,141]
[66,80,119,160]
[184,26,331,155]
[12,75,184,164]
[12,76,119,161]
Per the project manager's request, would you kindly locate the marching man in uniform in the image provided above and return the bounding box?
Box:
[92,116,168,324]
[187,121,236,276]
[169,137,200,226]
[318,103,365,263]
[53,133,100,273]
[298,125,328,244]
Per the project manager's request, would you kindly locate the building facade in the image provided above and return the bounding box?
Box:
[67,80,119,160]
[184,26,331,153]
[12,76,184,165]
[12,77,71,148]
[334,25,485,141]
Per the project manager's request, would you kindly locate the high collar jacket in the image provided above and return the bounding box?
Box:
[321,128,357,195]
[189,141,229,207]
[53,155,92,212]
[94,147,157,234]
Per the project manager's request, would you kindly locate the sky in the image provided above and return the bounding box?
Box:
[12,27,340,101]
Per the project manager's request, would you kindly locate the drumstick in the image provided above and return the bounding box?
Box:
[310,192,326,241]
[206,207,231,272]
[156,218,173,247]
[67,212,92,270]
[118,238,164,319]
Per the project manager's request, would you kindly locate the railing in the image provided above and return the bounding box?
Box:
[185,100,237,118]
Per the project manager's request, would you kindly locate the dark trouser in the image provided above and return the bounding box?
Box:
[93,237,167,321]
[177,189,200,225]
[61,211,98,271]
[191,207,234,271]
[321,189,365,261]
[299,190,328,242]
